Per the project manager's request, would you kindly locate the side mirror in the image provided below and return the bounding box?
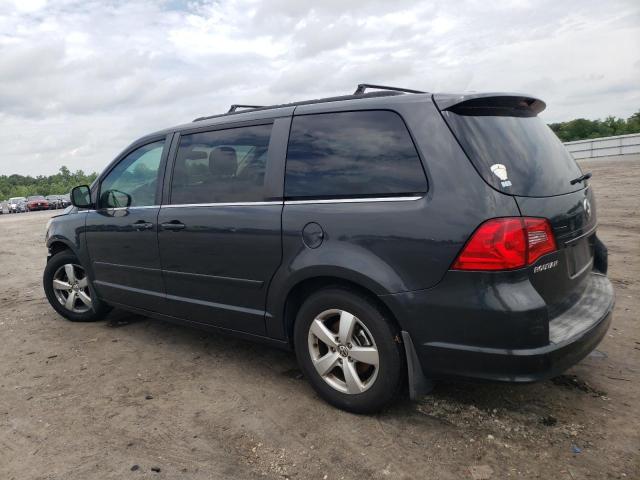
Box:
[70,185,92,209]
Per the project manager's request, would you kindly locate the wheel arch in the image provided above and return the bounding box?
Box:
[46,237,77,261]
[48,240,72,258]
[278,275,403,348]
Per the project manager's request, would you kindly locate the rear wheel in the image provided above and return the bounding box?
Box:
[294,288,405,413]
[43,251,111,322]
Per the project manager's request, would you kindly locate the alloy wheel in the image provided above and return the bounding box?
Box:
[307,309,379,394]
[52,263,92,314]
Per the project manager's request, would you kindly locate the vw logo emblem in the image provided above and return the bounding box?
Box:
[583,198,592,220]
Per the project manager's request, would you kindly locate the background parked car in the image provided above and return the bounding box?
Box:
[46,195,61,209]
[8,197,27,213]
[26,195,49,211]
[16,199,29,213]
[60,194,71,208]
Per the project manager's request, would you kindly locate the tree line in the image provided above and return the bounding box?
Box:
[549,110,640,142]
[0,166,98,200]
[1,110,638,199]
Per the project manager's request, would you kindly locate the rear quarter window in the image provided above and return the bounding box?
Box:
[285,110,427,199]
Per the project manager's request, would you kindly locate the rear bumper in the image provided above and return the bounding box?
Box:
[416,307,611,382]
[386,271,614,383]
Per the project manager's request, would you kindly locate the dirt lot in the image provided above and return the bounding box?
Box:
[1,158,638,480]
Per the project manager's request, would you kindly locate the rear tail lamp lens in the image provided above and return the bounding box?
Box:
[452,217,556,271]
[523,217,557,264]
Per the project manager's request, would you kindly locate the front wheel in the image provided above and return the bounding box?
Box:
[43,251,111,322]
[294,288,405,413]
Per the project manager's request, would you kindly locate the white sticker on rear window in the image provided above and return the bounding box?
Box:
[490,163,512,187]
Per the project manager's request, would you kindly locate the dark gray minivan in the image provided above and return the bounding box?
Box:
[43,85,614,413]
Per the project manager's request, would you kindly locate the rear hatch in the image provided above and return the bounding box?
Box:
[435,93,596,314]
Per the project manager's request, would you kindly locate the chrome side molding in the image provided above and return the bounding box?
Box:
[284,196,423,205]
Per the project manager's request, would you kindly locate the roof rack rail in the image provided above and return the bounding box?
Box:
[353,83,425,95]
[227,104,264,113]
[191,87,426,123]
[193,104,265,122]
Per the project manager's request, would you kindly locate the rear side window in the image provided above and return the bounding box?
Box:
[170,124,272,204]
[442,100,583,197]
[285,111,427,199]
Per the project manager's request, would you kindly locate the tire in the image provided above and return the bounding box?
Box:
[294,288,405,413]
[43,251,111,322]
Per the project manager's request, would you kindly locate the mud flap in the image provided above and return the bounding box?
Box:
[401,330,434,400]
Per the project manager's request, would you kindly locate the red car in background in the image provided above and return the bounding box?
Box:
[26,195,49,211]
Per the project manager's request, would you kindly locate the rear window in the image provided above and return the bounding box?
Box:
[443,106,584,197]
[285,110,427,199]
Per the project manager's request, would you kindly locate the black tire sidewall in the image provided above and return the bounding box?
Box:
[43,251,109,322]
[294,288,405,413]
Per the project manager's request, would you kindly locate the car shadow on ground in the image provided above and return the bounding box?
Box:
[105,309,148,328]
[99,307,299,372]
[98,308,608,424]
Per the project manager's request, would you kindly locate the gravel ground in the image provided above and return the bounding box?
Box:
[0,158,638,480]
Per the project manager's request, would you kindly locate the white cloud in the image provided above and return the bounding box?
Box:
[5,0,47,13]
[0,0,638,176]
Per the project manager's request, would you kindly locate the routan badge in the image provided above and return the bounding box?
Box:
[490,163,512,187]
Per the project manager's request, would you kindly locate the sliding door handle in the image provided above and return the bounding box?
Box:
[161,221,186,231]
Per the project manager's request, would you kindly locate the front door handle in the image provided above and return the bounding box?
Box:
[132,220,154,231]
[161,220,186,231]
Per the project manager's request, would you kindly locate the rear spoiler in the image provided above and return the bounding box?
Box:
[433,93,546,116]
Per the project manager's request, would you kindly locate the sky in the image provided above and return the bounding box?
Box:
[0,0,639,176]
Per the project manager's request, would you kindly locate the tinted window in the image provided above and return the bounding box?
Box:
[443,110,583,197]
[100,140,164,208]
[171,124,272,204]
[285,111,426,199]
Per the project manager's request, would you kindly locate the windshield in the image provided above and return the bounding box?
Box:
[443,110,584,197]
[28,196,45,201]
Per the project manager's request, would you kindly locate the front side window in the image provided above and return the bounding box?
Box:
[285,110,427,199]
[100,140,165,208]
[170,123,272,204]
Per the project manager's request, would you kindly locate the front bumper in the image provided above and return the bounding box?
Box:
[387,271,614,383]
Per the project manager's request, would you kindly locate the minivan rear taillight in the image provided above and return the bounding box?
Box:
[452,217,556,271]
